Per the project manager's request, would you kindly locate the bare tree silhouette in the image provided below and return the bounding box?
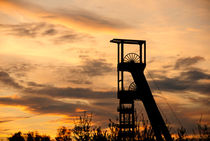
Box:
[56,126,72,141]
[72,112,92,141]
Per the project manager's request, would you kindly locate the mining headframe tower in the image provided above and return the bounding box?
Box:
[110,39,172,141]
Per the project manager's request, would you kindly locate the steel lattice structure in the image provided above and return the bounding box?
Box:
[110,39,172,141]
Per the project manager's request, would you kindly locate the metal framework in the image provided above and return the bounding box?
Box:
[110,38,172,141]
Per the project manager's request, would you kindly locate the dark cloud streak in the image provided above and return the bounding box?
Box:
[0,22,93,44]
[0,71,23,89]
[55,57,114,84]
[0,95,117,119]
[80,58,114,77]
[0,23,53,38]
[150,69,210,95]
[149,56,210,96]
[2,0,130,31]
[24,86,115,99]
[0,120,13,123]
[0,96,79,115]
[174,56,205,69]
[0,69,115,100]
[55,8,130,29]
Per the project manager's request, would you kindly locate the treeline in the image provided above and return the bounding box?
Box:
[8,112,210,141]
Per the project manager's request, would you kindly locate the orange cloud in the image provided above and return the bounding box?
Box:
[0,0,130,33]
[75,108,87,113]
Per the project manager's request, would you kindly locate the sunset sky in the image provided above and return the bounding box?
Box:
[0,0,210,139]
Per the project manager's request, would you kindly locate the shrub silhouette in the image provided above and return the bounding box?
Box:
[8,132,24,141]
[8,132,50,141]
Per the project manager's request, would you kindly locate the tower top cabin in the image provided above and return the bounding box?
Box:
[110,38,146,65]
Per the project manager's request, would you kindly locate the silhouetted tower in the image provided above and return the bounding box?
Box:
[110,39,172,141]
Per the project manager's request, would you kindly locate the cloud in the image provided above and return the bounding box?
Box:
[0,66,117,119]
[0,68,117,122]
[42,28,57,36]
[53,33,92,44]
[0,67,115,99]
[0,94,117,120]
[67,79,92,85]
[0,116,31,123]
[0,66,117,120]
[0,96,80,115]
[151,69,210,95]
[0,62,36,78]
[0,22,92,44]
[24,86,115,100]
[0,119,13,123]
[54,8,130,30]
[180,69,210,81]
[174,56,205,69]
[53,57,114,85]
[27,81,48,87]
[79,58,114,77]
[0,54,114,86]
[188,96,210,107]
[0,0,130,32]
[149,56,210,95]
[0,71,23,89]
[0,22,53,37]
